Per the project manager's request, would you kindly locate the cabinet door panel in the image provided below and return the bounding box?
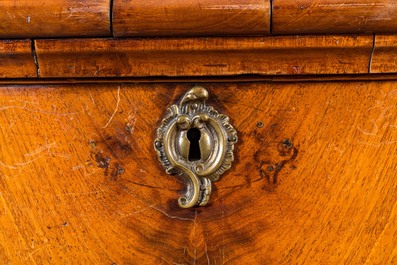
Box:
[0,82,395,264]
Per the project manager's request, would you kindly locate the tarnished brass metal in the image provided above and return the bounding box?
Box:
[154,86,237,208]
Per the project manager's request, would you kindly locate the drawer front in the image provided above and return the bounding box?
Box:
[0,81,396,264]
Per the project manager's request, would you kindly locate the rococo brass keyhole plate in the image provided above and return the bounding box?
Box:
[154,86,238,208]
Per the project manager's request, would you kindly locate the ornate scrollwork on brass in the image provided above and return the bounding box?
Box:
[154,86,237,208]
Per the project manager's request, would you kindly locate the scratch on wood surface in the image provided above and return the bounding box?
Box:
[24,142,57,157]
[83,167,102,178]
[102,86,121,128]
[25,246,45,261]
[117,202,196,221]
[0,141,69,171]
[26,141,70,159]
[150,205,195,222]
[89,93,96,106]
[0,100,79,116]
[109,180,187,219]
[357,120,379,136]
[25,245,64,261]
[71,164,84,171]
[205,242,210,265]
[0,157,42,170]
[356,140,397,147]
[61,12,73,22]
[118,204,154,219]
[317,3,384,7]
[130,206,152,215]
[205,4,263,10]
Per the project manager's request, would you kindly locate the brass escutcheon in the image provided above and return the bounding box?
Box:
[154,86,237,208]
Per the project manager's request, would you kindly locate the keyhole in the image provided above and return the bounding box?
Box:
[186,128,201,161]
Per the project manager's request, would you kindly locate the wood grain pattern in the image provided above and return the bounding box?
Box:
[370,34,397,73]
[0,0,110,38]
[35,35,373,78]
[113,0,270,37]
[273,0,397,34]
[0,40,37,78]
[0,0,397,38]
[0,81,396,264]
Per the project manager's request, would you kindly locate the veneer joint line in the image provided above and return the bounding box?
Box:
[270,0,273,34]
[368,34,376,73]
[31,40,40,77]
[110,0,114,37]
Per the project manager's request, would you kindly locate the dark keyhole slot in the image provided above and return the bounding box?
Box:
[187,128,201,161]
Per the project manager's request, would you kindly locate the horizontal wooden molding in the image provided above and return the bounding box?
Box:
[0,0,110,38]
[0,1,396,38]
[34,35,373,78]
[9,34,397,79]
[273,0,397,35]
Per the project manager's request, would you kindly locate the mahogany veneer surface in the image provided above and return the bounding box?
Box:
[0,82,396,264]
[273,0,397,34]
[112,0,270,37]
[0,0,110,38]
[34,35,373,78]
[0,0,397,38]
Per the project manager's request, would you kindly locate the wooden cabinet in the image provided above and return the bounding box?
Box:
[0,1,397,264]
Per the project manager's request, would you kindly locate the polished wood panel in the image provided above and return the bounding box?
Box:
[273,0,397,34]
[0,40,37,78]
[0,81,396,264]
[0,0,110,38]
[35,35,373,78]
[113,0,270,37]
[371,34,397,73]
